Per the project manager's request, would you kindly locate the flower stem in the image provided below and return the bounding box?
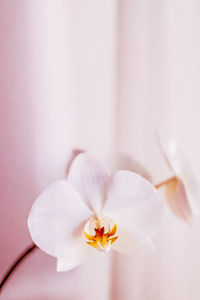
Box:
[0,244,37,291]
[154,176,177,189]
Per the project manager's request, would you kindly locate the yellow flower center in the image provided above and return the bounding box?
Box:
[83,217,118,251]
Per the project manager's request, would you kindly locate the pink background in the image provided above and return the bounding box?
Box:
[1,1,200,299]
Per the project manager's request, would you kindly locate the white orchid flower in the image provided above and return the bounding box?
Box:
[28,153,164,272]
[157,139,200,223]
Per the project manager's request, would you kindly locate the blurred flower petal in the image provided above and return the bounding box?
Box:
[163,177,192,223]
[103,170,164,243]
[68,152,109,212]
[168,142,200,214]
[159,137,200,217]
[28,180,92,257]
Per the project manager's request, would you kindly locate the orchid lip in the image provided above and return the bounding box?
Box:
[83,217,118,251]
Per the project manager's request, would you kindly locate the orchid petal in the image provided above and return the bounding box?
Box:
[28,180,92,257]
[164,177,192,223]
[111,224,154,254]
[67,153,109,212]
[169,142,200,214]
[57,244,90,272]
[103,171,164,242]
[160,138,200,214]
[65,148,85,176]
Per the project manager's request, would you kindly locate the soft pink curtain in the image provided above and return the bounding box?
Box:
[1,1,200,299]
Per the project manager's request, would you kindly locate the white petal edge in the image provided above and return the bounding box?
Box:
[66,148,85,176]
[57,244,90,272]
[163,177,192,223]
[159,137,200,214]
[103,171,164,243]
[106,152,152,182]
[28,180,92,257]
[67,152,109,212]
[112,224,155,254]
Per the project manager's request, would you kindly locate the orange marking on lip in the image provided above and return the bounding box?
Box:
[84,224,118,251]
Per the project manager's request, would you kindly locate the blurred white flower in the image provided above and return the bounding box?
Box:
[157,139,200,223]
[28,153,164,272]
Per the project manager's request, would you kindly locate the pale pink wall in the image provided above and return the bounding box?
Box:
[0,0,37,281]
[1,1,116,299]
[113,1,200,299]
[1,1,200,300]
